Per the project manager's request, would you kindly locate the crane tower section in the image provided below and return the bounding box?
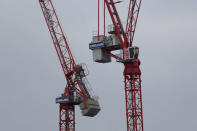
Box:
[89,0,143,131]
[39,0,100,131]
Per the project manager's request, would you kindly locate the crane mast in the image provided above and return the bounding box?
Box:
[39,0,100,131]
[89,0,143,131]
[105,0,143,130]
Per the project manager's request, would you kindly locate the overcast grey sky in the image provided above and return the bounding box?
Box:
[0,0,197,131]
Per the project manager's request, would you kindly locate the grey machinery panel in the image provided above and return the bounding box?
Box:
[79,99,101,117]
[93,48,111,63]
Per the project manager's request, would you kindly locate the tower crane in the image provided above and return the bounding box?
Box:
[89,0,143,131]
[38,0,101,131]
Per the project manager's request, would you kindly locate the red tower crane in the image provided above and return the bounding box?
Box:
[89,0,143,131]
[38,0,101,131]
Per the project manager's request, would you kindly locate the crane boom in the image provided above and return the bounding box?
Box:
[39,0,86,96]
[39,0,100,131]
[126,0,142,47]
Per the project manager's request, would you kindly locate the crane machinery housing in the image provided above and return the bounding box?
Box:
[38,0,101,131]
[89,0,144,131]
